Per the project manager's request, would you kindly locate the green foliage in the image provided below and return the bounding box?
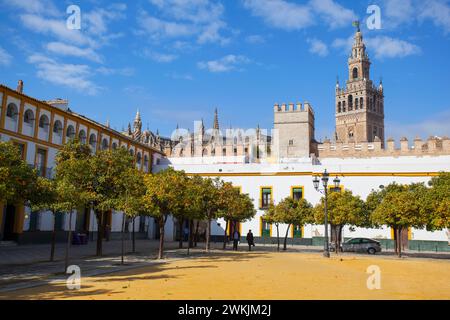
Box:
[115,167,146,219]
[275,197,314,226]
[0,141,38,204]
[370,183,428,229]
[314,190,368,227]
[425,172,450,230]
[143,167,190,221]
[218,183,256,223]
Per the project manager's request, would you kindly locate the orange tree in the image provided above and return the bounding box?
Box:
[314,190,367,254]
[87,147,135,256]
[0,141,37,205]
[218,183,256,249]
[424,172,450,231]
[275,197,314,251]
[369,183,428,257]
[143,168,190,259]
[115,167,146,264]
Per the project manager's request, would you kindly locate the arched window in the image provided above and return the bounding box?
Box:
[222,148,226,156]
[53,120,62,135]
[39,115,50,130]
[202,148,207,156]
[360,97,364,109]
[234,137,238,144]
[129,149,134,156]
[352,67,358,79]
[23,109,35,125]
[101,138,108,150]
[337,102,341,113]
[144,155,149,169]
[66,125,75,140]
[348,95,353,111]
[179,148,184,157]
[6,103,18,120]
[78,130,87,144]
[355,98,359,110]
[89,134,97,148]
[112,142,118,150]
[342,101,346,112]
[136,152,142,165]
[211,148,216,156]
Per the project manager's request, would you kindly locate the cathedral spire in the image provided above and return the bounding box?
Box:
[213,108,219,130]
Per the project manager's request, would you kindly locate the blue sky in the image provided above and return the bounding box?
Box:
[0,0,449,141]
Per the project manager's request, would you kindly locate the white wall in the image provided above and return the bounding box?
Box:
[159,155,450,242]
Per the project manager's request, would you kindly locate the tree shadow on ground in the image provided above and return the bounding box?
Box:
[0,282,117,300]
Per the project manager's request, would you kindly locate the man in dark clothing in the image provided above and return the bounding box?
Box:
[232,230,240,251]
[246,230,255,251]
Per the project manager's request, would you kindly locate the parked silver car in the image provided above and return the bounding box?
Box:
[331,237,382,254]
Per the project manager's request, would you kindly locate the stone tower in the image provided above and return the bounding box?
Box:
[133,109,142,140]
[273,102,315,158]
[335,22,385,146]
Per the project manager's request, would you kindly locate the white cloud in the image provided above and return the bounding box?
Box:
[84,4,127,36]
[45,42,103,63]
[27,54,100,95]
[419,0,450,34]
[2,0,59,16]
[382,0,450,34]
[243,0,314,30]
[332,35,421,59]
[141,49,179,63]
[198,54,250,73]
[365,36,421,58]
[307,38,329,57]
[138,0,230,45]
[309,0,357,29]
[386,110,450,141]
[96,66,134,76]
[0,47,13,66]
[138,14,196,39]
[242,0,357,30]
[19,14,95,47]
[246,34,266,44]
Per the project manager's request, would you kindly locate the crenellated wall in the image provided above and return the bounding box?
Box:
[317,136,450,158]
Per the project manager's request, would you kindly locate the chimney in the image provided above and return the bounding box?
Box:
[17,80,24,93]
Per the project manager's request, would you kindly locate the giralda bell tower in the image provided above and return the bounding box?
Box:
[335,21,385,146]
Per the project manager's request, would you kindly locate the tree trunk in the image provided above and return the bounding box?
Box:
[50,211,57,262]
[121,213,126,265]
[393,227,398,255]
[158,217,165,259]
[132,217,136,253]
[335,225,343,255]
[96,211,104,256]
[194,220,200,247]
[276,223,280,252]
[283,224,291,251]
[178,218,184,249]
[189,219,194,248]
[64,211,73,272]
[397,227,402,258]
[206,218,211,252]
[222,219,229,250]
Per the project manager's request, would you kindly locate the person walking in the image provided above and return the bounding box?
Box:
[246,230,255,251]
[232,229,240,251]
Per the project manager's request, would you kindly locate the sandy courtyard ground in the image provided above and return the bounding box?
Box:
[2,251,450,300]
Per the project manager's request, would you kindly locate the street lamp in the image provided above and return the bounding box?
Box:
[313,169,341,258]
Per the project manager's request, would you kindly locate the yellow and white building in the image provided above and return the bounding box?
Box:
[0,82,164,244]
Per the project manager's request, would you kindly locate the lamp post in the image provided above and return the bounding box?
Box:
[313,169,341,258]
